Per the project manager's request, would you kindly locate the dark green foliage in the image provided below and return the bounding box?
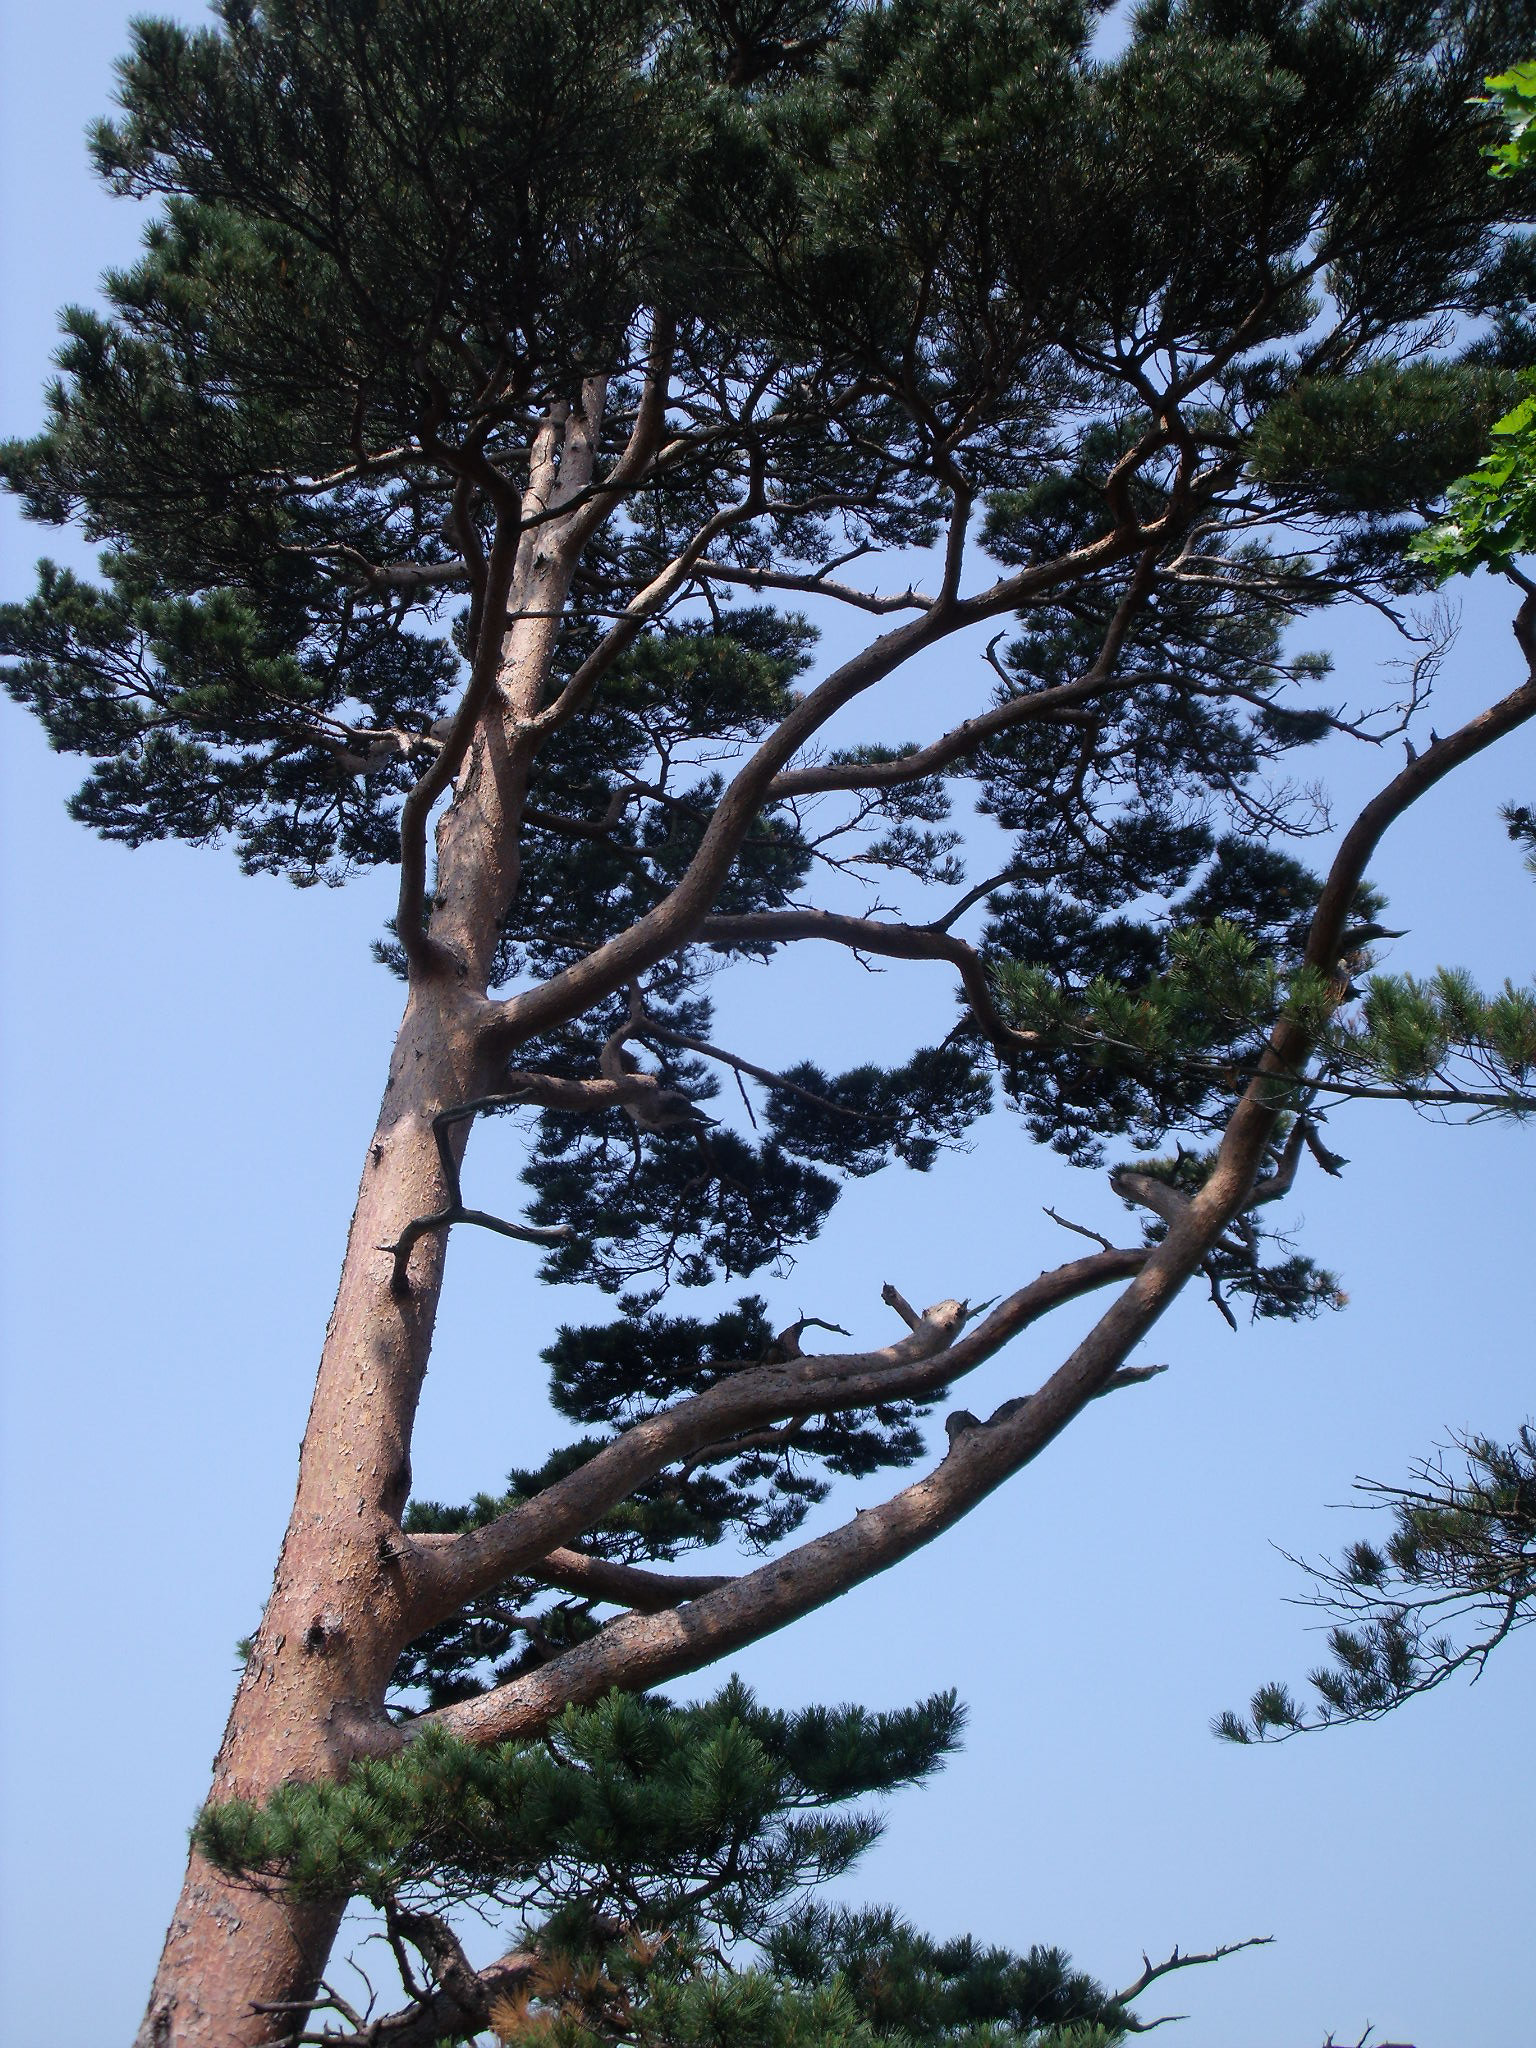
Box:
[196,1681,962,1916]
[541,1300,928,1482]
[1218,1426,1536,1738]
[1,558,453,878]
[526,1114,844,1292]
[195,1683,1139,2045]
[546,1296,783,1427]
[397,1299,931,1707]
[1248,362,1523,520]
[1503,798,1536,869]
[0,0,848,881]
[762,1048,994,1176]
[986,849,1341,1165]
[768,1906,1127,2045]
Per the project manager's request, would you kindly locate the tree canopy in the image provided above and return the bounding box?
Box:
[4,0,1536,2042]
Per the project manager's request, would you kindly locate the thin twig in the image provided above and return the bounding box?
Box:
[383,1095,573,1295]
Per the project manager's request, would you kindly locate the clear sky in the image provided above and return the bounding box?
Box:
[1,8,1532,2046]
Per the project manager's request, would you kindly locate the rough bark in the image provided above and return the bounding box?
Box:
[131,390,1536,2044]
[133,983,486,2048]
[134,396,608,2048]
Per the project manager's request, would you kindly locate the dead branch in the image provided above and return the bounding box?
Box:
[880,1282,923,1329]
[1115,1935,1274,2030]
[1043,1205,1117,1251]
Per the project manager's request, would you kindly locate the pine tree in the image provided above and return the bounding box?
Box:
[192,1680,1262,2044]
[5,1,1536,2041]
[1218,1424,1536,1739]
[1221,70,1536,1743]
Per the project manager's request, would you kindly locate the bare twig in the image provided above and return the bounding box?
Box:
[1043,1206,1117,1252]
[1115,1935,1274,2030]
[382,1095,574,1296]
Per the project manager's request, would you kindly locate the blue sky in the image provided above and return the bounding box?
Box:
[1,8,1532,2045]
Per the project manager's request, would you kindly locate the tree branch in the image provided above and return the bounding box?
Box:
[699,907,1038,1060]
[405,1248,1145,1631]
[253,1943,536,2048]
[534,1547,735,1610]
[382,1093,576,1296]
[691,554,935,614]
[562,311,677,556]
[1114,1935,1274,2029]
[476,510,1170,1055]
[413,626,1536,1732]
[405,1537,736,1609]
[767,542,1158,802]
[410,1296,1169,1745]
[395,506,521,975]
[636,1014,879,1120]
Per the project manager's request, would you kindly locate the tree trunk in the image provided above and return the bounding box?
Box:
[133,984,491,2047]
[135,401,605,2047]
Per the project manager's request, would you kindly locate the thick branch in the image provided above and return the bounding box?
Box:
[406,1249,1145,1630]
[405,1537,734,1609]
[412,1326,1169,1746]
[414,630,1536,1735]
[477,512,1166,1055]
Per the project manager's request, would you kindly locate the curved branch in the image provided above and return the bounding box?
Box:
[477,511,1166,1055]
[1115,1936,1274,2025]
[699,908,1038,1059]
[405,1538,736,1611]
[411,1314,1167,1746]
[534,1548,734,1610]
[692,555,934,614]
[382,1092,577,1295]
[395,510,521,974]
[562,311,677,556]
[524,489,769,745]
[405,1248,1145,1630]
[416,629,1536,1733]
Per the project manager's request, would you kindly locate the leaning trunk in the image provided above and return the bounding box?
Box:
[134,984,492,2047]
[136,406,602,2046]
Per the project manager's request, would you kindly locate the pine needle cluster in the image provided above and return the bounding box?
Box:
[196,1683,1139,2046]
